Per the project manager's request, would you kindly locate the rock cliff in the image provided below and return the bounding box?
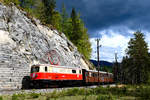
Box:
[0,3,92,90]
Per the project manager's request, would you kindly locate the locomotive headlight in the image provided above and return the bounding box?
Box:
[32,73,38,78]
[32,73,36,78]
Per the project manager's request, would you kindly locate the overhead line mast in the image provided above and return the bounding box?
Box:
[96,38,101,84]
[115,51,118,63]
[96,38,101,70]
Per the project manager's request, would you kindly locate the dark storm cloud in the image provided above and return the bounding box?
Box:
[56,0,150,37]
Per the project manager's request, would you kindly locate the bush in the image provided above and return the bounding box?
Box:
[2,0,20,5]
[94,86,108,95]
[30,93,39,98]
[0,96,3,100]
[64,88,94,96]
[65,88,80,96]
[12,94,19,100]
[79,88,92,95]
[49,90,59,98]
[139,86,150,100]
[109,87,128,96]
[96,93,114,100]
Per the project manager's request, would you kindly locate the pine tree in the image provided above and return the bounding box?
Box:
[76,22,91,59]
[70,8,77,43]
[121,31,150,84]
[70,8,82,44]
[31,0,44,19]
[121,56,133,84]
[70,8,91,59]
[51,11,62,31]
[34,0,61,30]
[41,0,55,24]
[60,3,68,33]
[19,0,34,13]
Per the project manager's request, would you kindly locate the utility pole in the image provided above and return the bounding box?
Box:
[96,38,101,70]
[96,38,101,84]
[114,51,118,82]
[115,52,118,63]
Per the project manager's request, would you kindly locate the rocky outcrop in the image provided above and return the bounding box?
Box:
[0,3,92,90]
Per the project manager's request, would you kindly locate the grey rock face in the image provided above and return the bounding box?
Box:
[0,4,91,90]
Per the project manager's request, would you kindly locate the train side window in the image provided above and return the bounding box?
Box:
[45,66,48,72]
[95,73,98,77]
[103,74,105,77]
[85,72,88,76]
[79,70,81,74]
[89,72,92,77]
[72,70,76,73]
[92,73,95,77]
[99,73,101,77]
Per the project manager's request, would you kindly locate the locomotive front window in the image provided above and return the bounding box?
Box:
[31,67,39,73]
[72,70,76,73]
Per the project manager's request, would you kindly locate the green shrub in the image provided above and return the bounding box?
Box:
[96,93,114,100]
[65,88,80,96]
[1,0,20,6]
[108,93,114,100]
[50,90,59,98]
[122,87,127,94]
[96,95,109,100]
[139,87,150,100]
[30,93,39,98]
[0,96,3,100]
[80,88,89,95]
[76,88,89,95]
[12,94,19,100]
[57,90,66,97]
[109,87,126,96]
[64,88,94,96]
[94,86,108,95]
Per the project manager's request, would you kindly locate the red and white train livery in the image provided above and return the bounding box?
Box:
[30,64,113,88]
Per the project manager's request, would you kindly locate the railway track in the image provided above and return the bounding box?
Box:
[0,84,116,95]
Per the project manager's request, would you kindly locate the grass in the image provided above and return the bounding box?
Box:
[1,85,150,100]
[12,93,26,100]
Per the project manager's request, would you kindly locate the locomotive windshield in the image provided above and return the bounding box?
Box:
[31,66,39,73]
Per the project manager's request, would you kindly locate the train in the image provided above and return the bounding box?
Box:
[28,64,114,88]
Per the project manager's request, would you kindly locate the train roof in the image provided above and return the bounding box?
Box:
[87,69,113,75]
[31,64,81,69]
[31,64,113,75]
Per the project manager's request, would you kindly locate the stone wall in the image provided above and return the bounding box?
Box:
[0,3,92,90]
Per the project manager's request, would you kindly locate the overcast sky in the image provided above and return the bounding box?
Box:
[56,0,150,62]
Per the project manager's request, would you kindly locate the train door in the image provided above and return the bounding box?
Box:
[44,66,48,79]
[82,69,86,83]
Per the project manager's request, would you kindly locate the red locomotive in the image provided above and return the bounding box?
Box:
[29,64,113,88]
